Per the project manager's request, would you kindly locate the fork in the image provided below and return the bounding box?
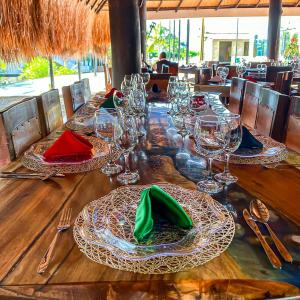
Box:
[37,208,72,274]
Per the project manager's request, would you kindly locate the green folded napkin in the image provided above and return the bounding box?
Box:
[134,185,193,242]
[100,96,115,108]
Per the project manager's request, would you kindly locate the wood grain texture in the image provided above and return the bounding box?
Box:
[0,102,300,299]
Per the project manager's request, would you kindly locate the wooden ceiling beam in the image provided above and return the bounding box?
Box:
[256,0,262,7]
[157,0,163,11]
[296,0,300,6]
[196,0,203,10]
[216,0,224,10]
[176,0,184,12]
[95,0,107,13]
[235,0,242,8]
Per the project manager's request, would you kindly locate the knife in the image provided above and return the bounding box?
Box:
[243,209,282,269]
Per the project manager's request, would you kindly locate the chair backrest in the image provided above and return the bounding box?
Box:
[146,73,170,92]
[199,68,212,84]
[266,66,292,82]
[36,89,63,137]
[78,78,91,102]
[285,96,300,152]
[228,77,246,114]
[62,85,74,120]
[104,64,112,92]
[227,65,238,79]
[0,97,42,160]
[241,81,262,129]
[169,62,179,76]
[255,88,290,142]
[70,82,85,112]
[274,71,293,95]
[157,59,172,73]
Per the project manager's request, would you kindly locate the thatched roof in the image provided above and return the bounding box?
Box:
[0,0,110,62]
[87,0,300,12]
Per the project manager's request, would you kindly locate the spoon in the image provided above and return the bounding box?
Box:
[250,199,293,263]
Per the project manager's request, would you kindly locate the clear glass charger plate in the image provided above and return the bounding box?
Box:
[227,135,288,165]
[22,137,120,174]
[73,183,235,274]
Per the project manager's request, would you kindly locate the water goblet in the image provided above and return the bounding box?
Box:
[115,114,139,185]
[194,115,228,194]
[95,109,122,176]
[236,64,247,78]
[113,90,132,115]
[215,113,242,184]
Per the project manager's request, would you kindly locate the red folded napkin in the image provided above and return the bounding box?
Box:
[105,88,123,99]
[245,76,257,83]
[43,130,94,163]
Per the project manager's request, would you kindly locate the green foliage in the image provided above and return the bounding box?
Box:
[21,57,76,80]
[284,34,300,60]
[0,59,6,71]
[147,22,199,61]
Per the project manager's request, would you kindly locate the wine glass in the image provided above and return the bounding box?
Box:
[261,64,267,74]
[113,90,132,115]
[95,109,122,176]
[123,75,132,87]
[131,89,146,137]
[141,73,150,85]
[169,76,179,83]
[115,114,139,185]
[222,67,229,83]
[167,80,178,115]
[236,65,247,78]
[215,114,242,184]
[194,115,228,194]
[217,67,225,84]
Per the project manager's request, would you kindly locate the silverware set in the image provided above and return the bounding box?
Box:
[0,171,65,180]
[244,199,293,269]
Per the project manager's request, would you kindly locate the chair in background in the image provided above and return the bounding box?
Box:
[227,66,238,79]
[162,64,170,73]
[284,96,300,152]
[0,97,42,162]
[266,66,292,83]
[169,62,179,76]
[228,77,246,114]
[36,89,63,137]
[146,73,170,93]
[241,81,262,130]
[76,78,91,102]
[62,81,85,120]
[255,88,290,142]
[199,68,212,84]
[274,71,293,95]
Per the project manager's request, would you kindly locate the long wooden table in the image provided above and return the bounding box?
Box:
[0,102,300,299]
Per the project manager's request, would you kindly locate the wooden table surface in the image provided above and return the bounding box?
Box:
[0,102,300,299]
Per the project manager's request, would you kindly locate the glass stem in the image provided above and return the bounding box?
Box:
[224,152,230,175]
[208,157,213,180]
[123,152,131,174]
[108,143,113,164]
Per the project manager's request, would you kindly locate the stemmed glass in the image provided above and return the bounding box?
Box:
[131,89,146,136]
[217,67,228,84]
[167,80,178,115]
[95,109,122,176]
[141,73,150,85]
[236,65,247,78]
[194,115,228,194]
[113,90,132,115]
[215,114,242,184]
[261,64,267,74]
[115,114,139,185]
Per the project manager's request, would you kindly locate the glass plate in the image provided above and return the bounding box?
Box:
[22,137,120,173]
[66,115,95,133]
[77,183,234,261]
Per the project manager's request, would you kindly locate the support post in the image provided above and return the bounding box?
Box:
[186,19,190,65]
[139,0,147,62]
[267,0,282,60]
[178,19,181,63]
[173,20,176,60]
[77,60,81,80]
[109,0,141,88]
[200,18,205,61]
[49,57,55,89]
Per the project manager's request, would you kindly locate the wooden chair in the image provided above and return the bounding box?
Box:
[228,77,246,114]
[274,71,293,95]
[76,78,91,102]
[241,81,262,130]
[36,89,63,137]
[0,97,42,162]
[285,96,300,152]
[255,88,290,142]
[266,66,292,83]
[227,66,238,79]
[146,73,170,92]
[169,62,179,76]
[199,68,212,84]
[62,82,85,120]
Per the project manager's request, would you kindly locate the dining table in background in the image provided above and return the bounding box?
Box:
[0,99,300,299]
